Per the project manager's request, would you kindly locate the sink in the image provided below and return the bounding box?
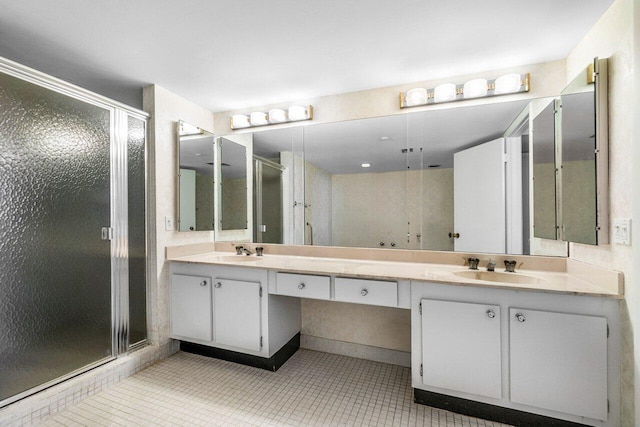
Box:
[220,256,262,263]
[453,270,547,286]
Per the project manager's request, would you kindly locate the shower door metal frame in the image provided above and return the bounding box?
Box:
[0,56,149,408]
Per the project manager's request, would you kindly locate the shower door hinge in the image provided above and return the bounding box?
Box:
[101,227,114,240]
[260,336,263,348]
[420,364,423,377]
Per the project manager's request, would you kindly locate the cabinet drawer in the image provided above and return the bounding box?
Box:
[276,272,330,300]
[334,277,397,307]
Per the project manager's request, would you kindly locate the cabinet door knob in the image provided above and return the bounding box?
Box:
[361,289,368,296]
[215,282,222,288]
[200,280,207,287]
[515,312,526,322]
[298,283,305,289]
[486,309,495,318]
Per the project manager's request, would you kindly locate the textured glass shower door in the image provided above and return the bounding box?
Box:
[0,72,114,402]
[254,158,284,244]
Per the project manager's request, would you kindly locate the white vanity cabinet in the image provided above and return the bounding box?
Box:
[411,281,620,427]
[169,263,301,360]
[213,279,262,352]
[509,308,608,421]
[420,299,501,398]
[169,274,213,341]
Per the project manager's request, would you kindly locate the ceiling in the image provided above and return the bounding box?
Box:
[0,0,613,112]
[254,99,531,174]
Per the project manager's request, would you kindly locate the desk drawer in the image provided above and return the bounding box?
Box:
[335,277,398,307]
[276,272,331,300]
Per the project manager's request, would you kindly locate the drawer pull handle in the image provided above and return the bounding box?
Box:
[515,312,526,322]
[361,289,368,296]
[200,280,208,287]
[298,283,305,290]
[486,309,495,318]
[215,282,222,288]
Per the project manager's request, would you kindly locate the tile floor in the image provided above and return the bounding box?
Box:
[40,350,512,426]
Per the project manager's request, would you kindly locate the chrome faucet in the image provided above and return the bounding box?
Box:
[242,247,253,256]
[486,260,496,272]
[504,259,517,273]
[235,245,244,255]
[468,257,480,270]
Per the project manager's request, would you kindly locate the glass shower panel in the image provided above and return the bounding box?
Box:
[0,72,113,403]
[127,116,147,346]
[254,159,284,244]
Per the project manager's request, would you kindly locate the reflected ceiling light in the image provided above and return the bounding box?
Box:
[231,114,250,129]
[231,105,313,130]
[434,83,457,103]
[463,78,488,99]
[268,108,287,123]
[179,122,203,136]
[250,112,268,126]
[361,163,371,168]
[399,73,529,108]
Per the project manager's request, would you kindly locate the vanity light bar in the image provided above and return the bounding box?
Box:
[230,105,313,130]
[399,73,530,109]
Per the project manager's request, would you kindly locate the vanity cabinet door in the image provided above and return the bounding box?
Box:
[214,279,262,352]
[510,308,607,421]
[421,299,501,399]
[170,274,213,341]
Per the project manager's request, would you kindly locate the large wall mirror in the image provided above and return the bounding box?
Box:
[218,98,563,256]
[177,121,215,231]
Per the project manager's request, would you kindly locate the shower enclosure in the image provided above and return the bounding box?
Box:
[0,58,147,406]
[253,156,284,244]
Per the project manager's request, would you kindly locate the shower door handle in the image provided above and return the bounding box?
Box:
[101,227,114,240]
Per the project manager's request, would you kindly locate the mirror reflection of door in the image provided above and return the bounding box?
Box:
[177,121,215,231]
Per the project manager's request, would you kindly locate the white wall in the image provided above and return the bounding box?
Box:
[143,85,215,345]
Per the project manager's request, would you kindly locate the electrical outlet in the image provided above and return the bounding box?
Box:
[165,215,174,231]
[613,218,631,245]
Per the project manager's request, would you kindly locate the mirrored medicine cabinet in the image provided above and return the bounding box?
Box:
[531,57,609,246]
[176,57,609,257]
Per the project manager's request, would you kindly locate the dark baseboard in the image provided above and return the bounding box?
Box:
[414,389,590,427]
[180,333,300,372]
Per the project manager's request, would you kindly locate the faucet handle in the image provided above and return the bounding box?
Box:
[255,247,264,256]
[486,260,496,272]
[504,259,517,272]
[235,245,244,255]
[468,257,480,270]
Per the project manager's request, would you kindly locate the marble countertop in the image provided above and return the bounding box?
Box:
[166,249,623,298]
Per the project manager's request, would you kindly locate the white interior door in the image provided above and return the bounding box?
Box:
[453,138,506,253]
[179,168,196,231]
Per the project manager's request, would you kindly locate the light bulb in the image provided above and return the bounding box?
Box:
[250,112,268,126]
[288,106,309,121]
[434,83,457,103]
[231,114,250,129]
[463,79,488,99]
[405,88,428,107]
[268,109,287,123]
[494,73,522,94]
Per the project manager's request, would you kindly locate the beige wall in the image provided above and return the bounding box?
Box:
[221,177,247,230]
[143,84,215,345]
[563,0,635,424]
